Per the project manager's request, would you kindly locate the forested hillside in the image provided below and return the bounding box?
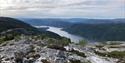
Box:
[64,23,125,41]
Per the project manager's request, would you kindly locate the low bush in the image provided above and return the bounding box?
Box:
[94,50,125,59]
[77,39,88,46]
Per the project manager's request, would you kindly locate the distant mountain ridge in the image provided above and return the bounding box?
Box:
[21,18,125,25]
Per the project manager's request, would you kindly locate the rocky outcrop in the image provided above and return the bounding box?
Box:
[0,38,89,63]
[0,37,125,63]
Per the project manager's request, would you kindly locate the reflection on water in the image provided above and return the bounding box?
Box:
[35,26,83,43]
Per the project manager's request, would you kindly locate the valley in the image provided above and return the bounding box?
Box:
[21,18,125,41]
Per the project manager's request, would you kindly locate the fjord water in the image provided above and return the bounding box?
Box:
[35,26,83,43]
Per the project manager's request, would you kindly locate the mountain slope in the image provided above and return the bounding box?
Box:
[0,17,61,39]
[0,17,39,35]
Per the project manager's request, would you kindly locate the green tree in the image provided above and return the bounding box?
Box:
[78,39,88,46]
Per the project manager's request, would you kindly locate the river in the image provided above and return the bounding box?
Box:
[35,26,84,43]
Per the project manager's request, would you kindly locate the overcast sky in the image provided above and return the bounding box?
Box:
[0,0,125,18]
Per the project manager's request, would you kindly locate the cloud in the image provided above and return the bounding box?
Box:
[0,0,125,18]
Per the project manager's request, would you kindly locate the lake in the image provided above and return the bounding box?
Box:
[35,26,84,43]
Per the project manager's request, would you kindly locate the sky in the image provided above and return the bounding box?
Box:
[0,0,125,19]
